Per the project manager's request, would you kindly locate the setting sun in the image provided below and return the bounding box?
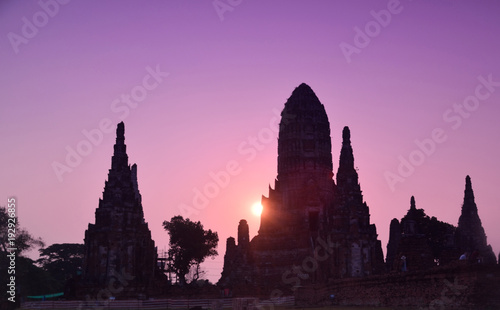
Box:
[251,202,263,217]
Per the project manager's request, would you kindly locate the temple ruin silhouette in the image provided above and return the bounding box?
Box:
[218,83,385,293]
[217,83,497,296]
[77,84,498,306]
[80,122,165,297]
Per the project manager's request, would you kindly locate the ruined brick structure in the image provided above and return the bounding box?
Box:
[331,126,385,277]
[81,122,163,297]
[455,175,496,264]
[218,83,385,293]
[386,176,497,272]
[385,197,438,272]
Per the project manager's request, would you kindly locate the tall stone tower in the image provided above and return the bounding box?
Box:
[219,84,384,292]
[259,83,334,236]
[81,122,161,297]
[385,218,401,271]
[455,175,496,264]
[330,126,385,277]
[252,83,336,286]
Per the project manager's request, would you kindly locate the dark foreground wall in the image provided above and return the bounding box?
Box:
[296,263,500,309]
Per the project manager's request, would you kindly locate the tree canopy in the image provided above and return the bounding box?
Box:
[162,216,218,284]
[0,206,44,255]
[0,205,46,309]
[37,243,84,291]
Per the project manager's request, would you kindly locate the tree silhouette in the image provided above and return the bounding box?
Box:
[162,216,218,285]
[0,205,46,309]
[0,206,44,254]
[37,243,84,291]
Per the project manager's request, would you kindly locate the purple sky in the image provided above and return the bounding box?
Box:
[1,0,500,283]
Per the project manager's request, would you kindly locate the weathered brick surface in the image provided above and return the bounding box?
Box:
[219,84,384,291]
[80,122,164,298]
[296,264,500,309]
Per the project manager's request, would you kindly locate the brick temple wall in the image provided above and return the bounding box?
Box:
[296,263,500,309]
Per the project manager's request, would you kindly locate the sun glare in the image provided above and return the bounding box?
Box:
[251,202,263,217]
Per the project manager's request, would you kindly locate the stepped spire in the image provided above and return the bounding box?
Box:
[455,175,497,264]
[111,121,128,171]
[458,175,480,227]
[337,126,356,186]
[116,121,124,140]
[410,196,416,210]
[334,126,384,275]
[463,175,476,211]
[83,122,161,296]
[336,126,362,199]
[340,126,354,165]
[101,122,136,208]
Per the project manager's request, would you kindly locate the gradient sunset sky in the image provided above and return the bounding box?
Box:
[1,0,500,282]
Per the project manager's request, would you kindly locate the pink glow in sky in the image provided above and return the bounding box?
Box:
[1,1,500,283]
